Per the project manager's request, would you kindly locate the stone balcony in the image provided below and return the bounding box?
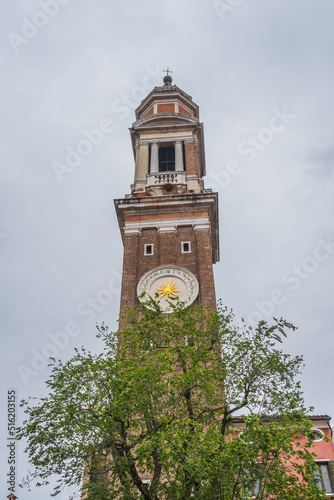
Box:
[146,171,186,187]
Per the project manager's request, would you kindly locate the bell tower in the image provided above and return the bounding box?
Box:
[115,74,219,315]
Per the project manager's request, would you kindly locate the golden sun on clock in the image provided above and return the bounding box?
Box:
[157,278,180,298]
[137,265,199,313]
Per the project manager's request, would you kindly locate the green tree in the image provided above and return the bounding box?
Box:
[18,300,327,499]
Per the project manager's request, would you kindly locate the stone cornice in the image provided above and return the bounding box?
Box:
[114,193,219,263]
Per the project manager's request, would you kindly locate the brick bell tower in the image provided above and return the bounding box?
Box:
[115,73,219,316]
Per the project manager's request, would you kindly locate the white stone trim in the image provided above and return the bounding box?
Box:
[146,171,186,187]
[142,135,193,144]
[132,179,147,186]
[156,100,175,106]
[124,228,141,235]
[194,223,211,230]
[124,216,210,234]
[118,195,217,212]
[312,428,325,442]
[174,140,184,171]
[181,241,191,253]
[157,226,177,234]
[144,244,154,256]
[150,142,159,173]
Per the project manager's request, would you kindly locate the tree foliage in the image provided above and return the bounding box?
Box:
[18,300,327,499]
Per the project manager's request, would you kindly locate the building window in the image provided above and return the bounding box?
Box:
[253,479,260,496]
[159,145,175,172]
[243,471,260,498]
[249,479,260,497]
[138,480,151,498]
[144,244,154,256]
[181,242,191,253]
[315,462,333,493]
[312,429,325,442]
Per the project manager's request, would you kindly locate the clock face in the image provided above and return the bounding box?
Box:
[137,265,199,313]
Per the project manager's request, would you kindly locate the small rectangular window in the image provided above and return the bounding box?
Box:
[144,244,154,256]
[315,462,333,493]
[181,242,191,253]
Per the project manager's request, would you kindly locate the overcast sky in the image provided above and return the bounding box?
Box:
[1,1,334,498]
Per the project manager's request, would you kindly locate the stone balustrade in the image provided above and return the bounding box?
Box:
[146,171,186,187]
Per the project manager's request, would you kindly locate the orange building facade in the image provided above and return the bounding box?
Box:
[231,414,334,497]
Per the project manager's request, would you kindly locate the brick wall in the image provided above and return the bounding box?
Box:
[157,103,175,113]
[185,141,201,178]
[119,225,216,318]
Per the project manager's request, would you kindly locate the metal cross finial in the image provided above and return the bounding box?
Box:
[163,67,173,76]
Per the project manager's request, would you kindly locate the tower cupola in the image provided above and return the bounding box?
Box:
[130,77,206,197]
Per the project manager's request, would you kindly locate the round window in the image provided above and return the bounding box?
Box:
[312,429,324,442]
